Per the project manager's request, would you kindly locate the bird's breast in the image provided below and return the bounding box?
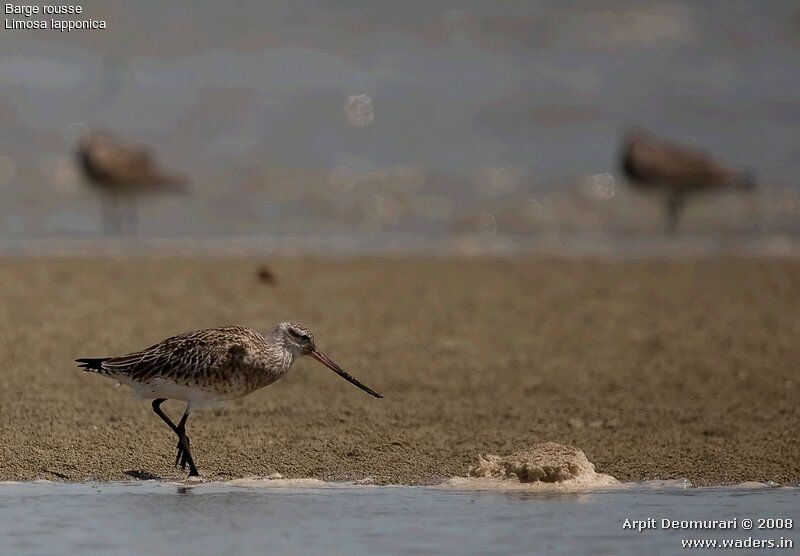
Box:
[234,350,295,394]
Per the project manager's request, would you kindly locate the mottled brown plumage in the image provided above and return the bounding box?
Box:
[76,321,382,477]
[76,130,190,234]
[79,326,285,402]
[621,129,755,231]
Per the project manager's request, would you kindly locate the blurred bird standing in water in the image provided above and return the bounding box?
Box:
[621,129,755,232]
[75,130,190,234]
[76,322,382,478]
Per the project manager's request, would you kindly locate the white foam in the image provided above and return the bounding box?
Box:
[437,474,618,492]
[224,477,328,488]
[462,442,618,489]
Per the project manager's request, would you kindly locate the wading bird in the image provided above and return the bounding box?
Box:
[76,322,382,477]
[76,130,190,234]
[620,129,755,232]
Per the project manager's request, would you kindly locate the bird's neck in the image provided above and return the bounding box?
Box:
[279,346,297,371]
[264,329,299,371]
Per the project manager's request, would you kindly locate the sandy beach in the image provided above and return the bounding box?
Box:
[0,256,798,486]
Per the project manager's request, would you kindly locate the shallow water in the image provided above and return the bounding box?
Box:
[0,482,797,555]
[3,4,800,256]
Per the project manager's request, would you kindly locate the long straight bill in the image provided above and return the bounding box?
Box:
[310,350,383,399]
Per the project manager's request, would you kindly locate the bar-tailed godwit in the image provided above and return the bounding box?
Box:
[76,322,382,477]
[621,128,755,232]
[75,129,190,234]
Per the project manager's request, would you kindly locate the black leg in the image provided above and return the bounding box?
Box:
[123,200,139,236]
[101,194,122,235]
[152,399,199,477]
[665,191,685,234]
[175,404,192,471]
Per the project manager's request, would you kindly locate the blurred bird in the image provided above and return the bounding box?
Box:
[75,130,190,234]
[76,322,382,477]
[621,129,755,232]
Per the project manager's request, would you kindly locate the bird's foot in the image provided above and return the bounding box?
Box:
[174,429,200,477]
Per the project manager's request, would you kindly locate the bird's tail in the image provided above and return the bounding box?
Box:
[738,170,757,191]
[156,171,192,194]
[75,357,111,374]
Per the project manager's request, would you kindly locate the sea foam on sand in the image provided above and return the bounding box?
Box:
[441,442,617,491]
[176,443,618,492]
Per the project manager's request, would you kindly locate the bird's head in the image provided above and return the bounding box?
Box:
[276,321,316,356]
[273,321,383,399]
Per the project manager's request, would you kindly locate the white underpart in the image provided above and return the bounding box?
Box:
[111,375,226,408]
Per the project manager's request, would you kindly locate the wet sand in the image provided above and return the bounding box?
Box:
[0,257,798,485]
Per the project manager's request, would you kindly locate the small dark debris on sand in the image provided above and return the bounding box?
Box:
[255,264,276,286]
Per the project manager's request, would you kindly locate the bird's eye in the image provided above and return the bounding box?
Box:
[289,328,310,342]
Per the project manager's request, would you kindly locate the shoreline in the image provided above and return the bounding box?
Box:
[1,231,800,260]
[1,256,798,486]
[0,477,789,491]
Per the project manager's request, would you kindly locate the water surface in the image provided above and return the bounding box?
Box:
[1,482,797,555]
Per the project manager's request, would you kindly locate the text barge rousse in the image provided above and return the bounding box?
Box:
[5,3,105,30]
